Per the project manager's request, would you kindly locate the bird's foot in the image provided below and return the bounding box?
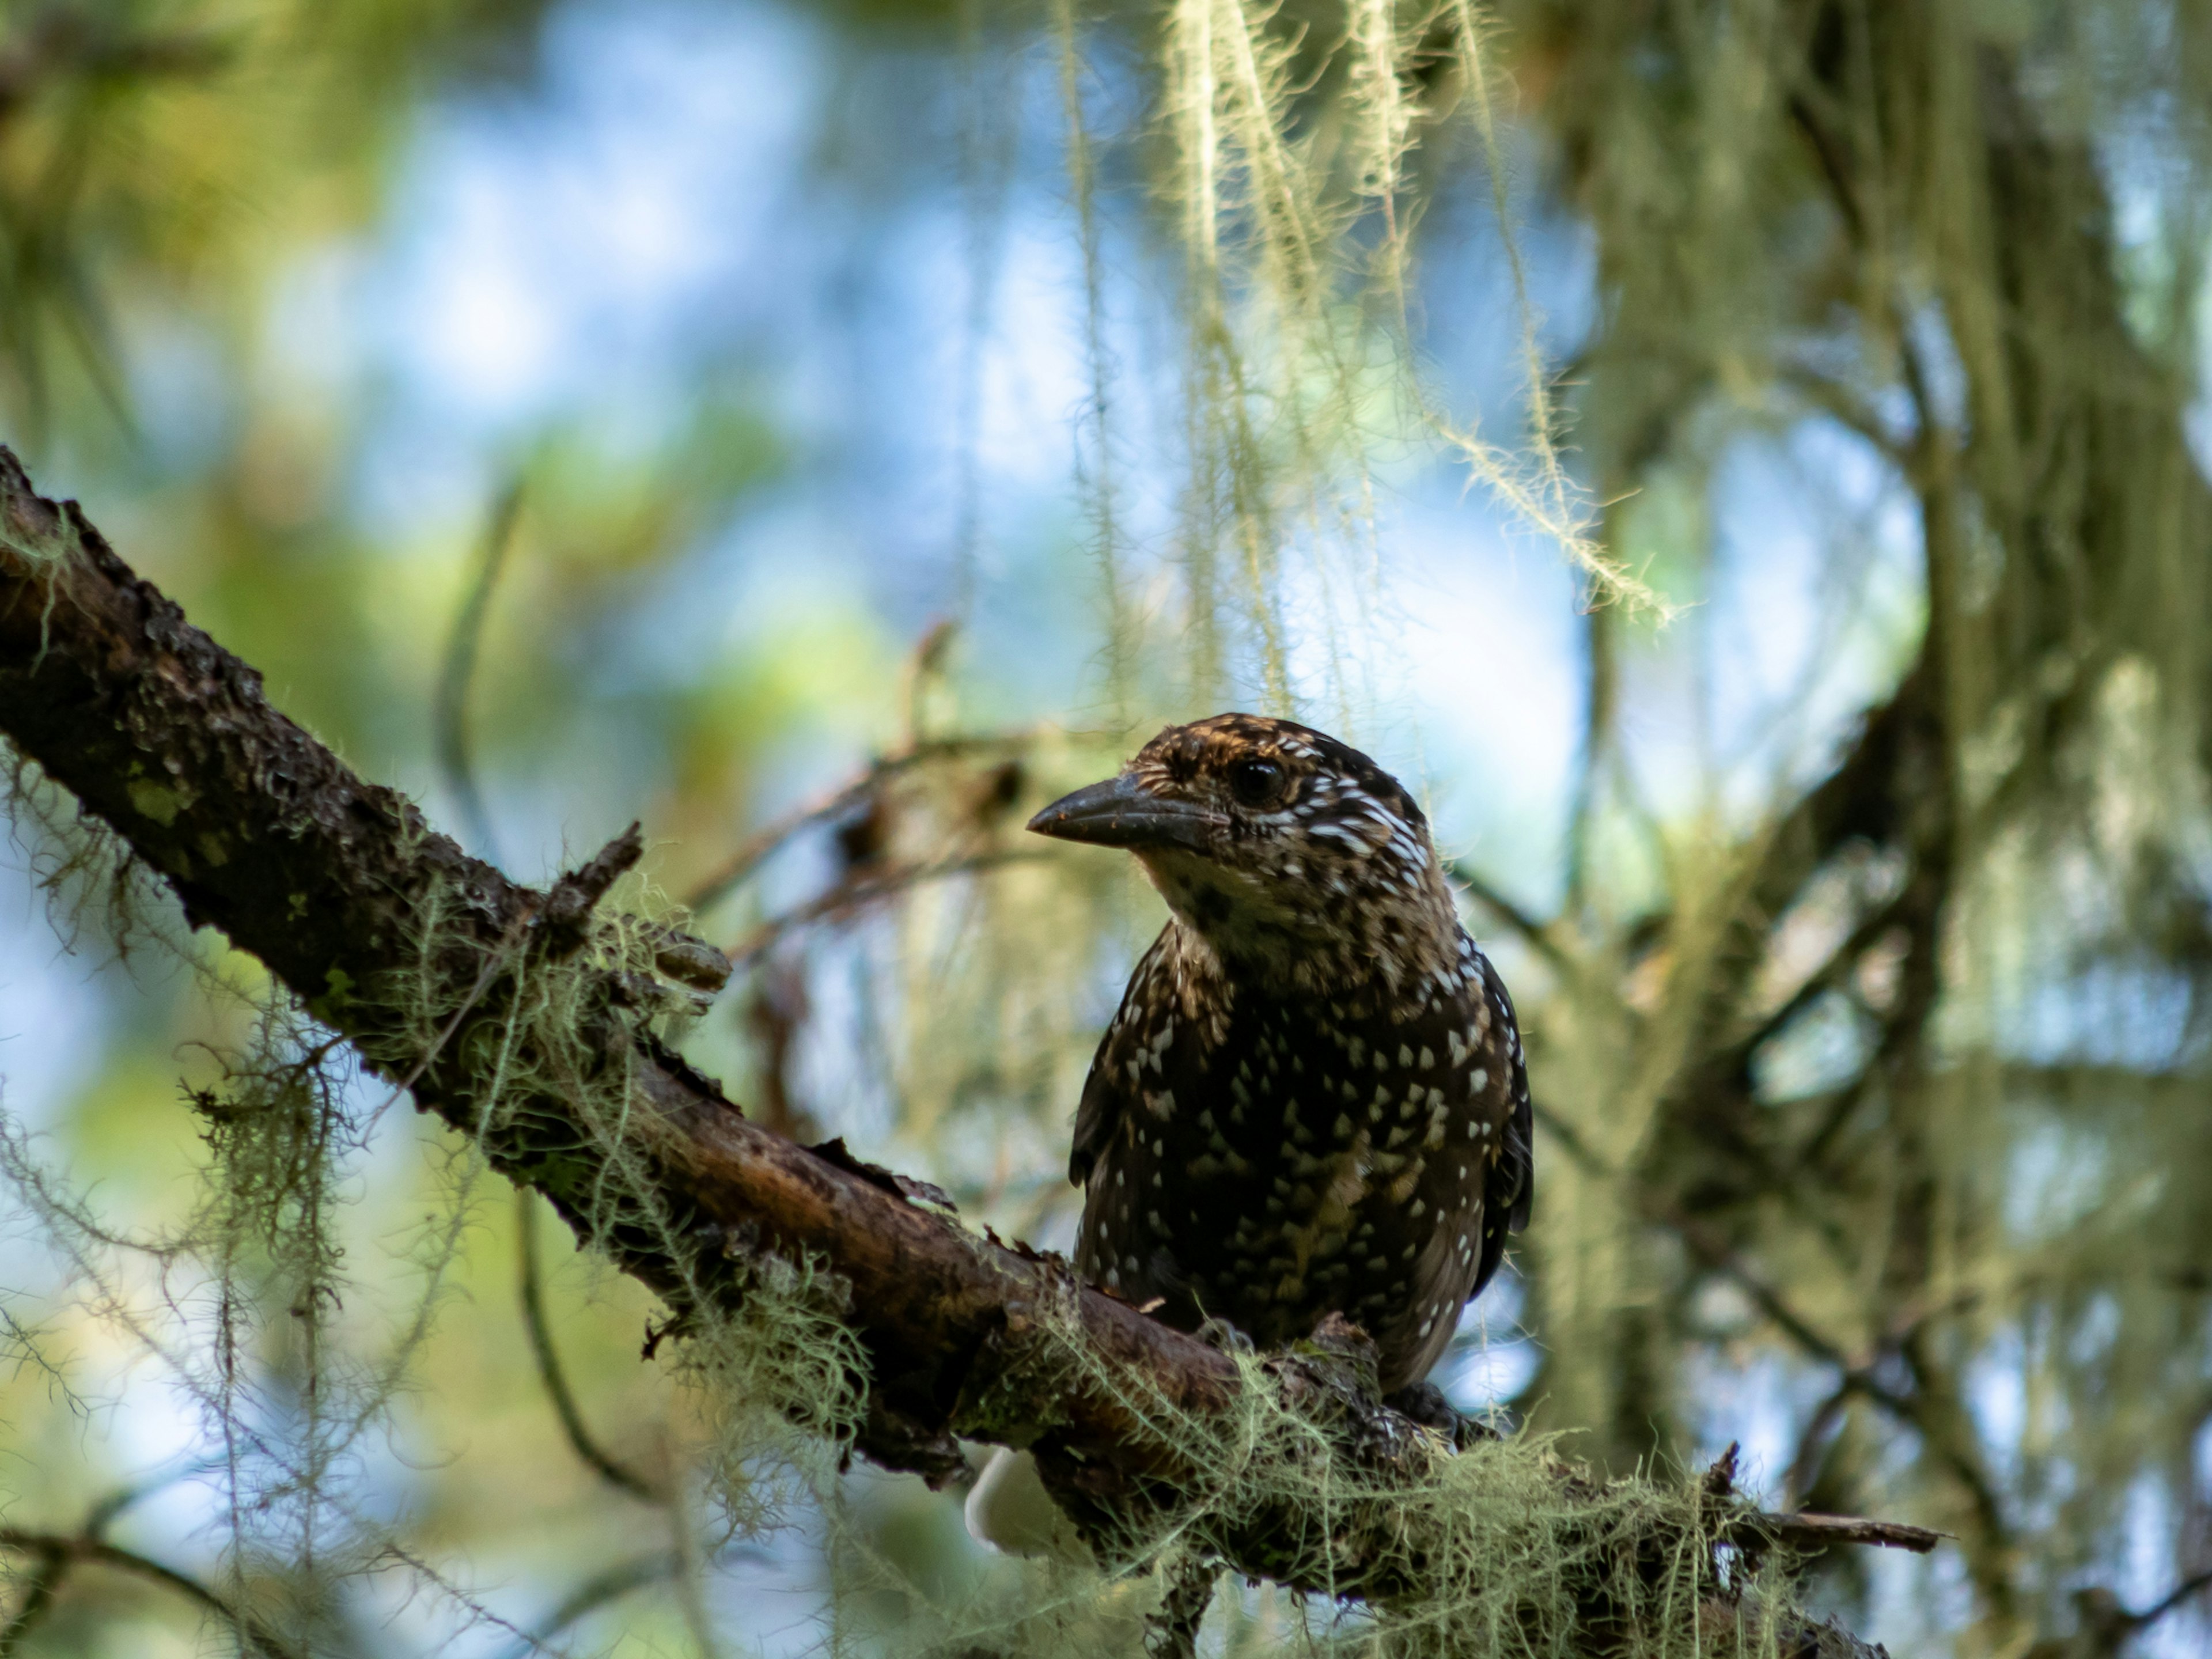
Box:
[1381,1380,1499,1449]
[1382,1378,1456,1430]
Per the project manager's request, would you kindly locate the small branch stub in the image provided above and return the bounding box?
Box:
[540,820,646,950]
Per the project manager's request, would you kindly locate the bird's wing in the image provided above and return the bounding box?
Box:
[1472,948,1533,1294]
[1069,926,1176,1187]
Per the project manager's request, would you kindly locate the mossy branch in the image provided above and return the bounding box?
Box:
[0,446,1931,1652]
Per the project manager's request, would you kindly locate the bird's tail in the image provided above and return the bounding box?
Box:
[963,1448,1088,1559]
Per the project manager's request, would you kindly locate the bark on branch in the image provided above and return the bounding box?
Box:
[0,449,1930,1652]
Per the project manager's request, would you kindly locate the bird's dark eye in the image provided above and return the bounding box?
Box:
[1228,757,1285,808]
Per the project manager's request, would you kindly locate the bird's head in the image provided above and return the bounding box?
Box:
[1028,714,1459,992]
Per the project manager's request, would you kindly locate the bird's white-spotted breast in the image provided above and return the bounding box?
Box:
[1035,714,1532,1395]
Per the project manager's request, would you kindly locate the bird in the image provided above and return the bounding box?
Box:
[1027,713,1532,1396]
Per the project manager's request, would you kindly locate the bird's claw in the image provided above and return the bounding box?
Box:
[1382,1379,1495,1448]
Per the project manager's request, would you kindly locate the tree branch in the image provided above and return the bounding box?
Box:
[0,448,1930,1648]
[516,1188,665,1503]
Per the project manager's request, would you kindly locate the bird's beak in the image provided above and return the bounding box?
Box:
[1027,774,1221,853]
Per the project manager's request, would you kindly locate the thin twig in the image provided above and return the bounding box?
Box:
[5,1463,245,1650]
[434,480,524,862]
[684,733,1036,916]
[80,1461,209,1536]
[1738,889,1913,1069]
[1528,1098,1612,1179]
[725,849,1045,968]
[2128,1566,2212,1634]
[516,1189,662,1503]
[1756,1512,1944,1554]
[1774,362,1913,471]
[0,1545,66,1656]
[1670,1189,2010,1571]
[0,1528,298,1657]
[502,1551,680,1656]
[1782,1379,1854,1509]
[1447,861,1571,974]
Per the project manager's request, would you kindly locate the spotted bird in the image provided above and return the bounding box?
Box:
[1029,714,1532,1393]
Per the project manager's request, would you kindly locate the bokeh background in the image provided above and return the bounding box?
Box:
[2,0,2209,1654]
